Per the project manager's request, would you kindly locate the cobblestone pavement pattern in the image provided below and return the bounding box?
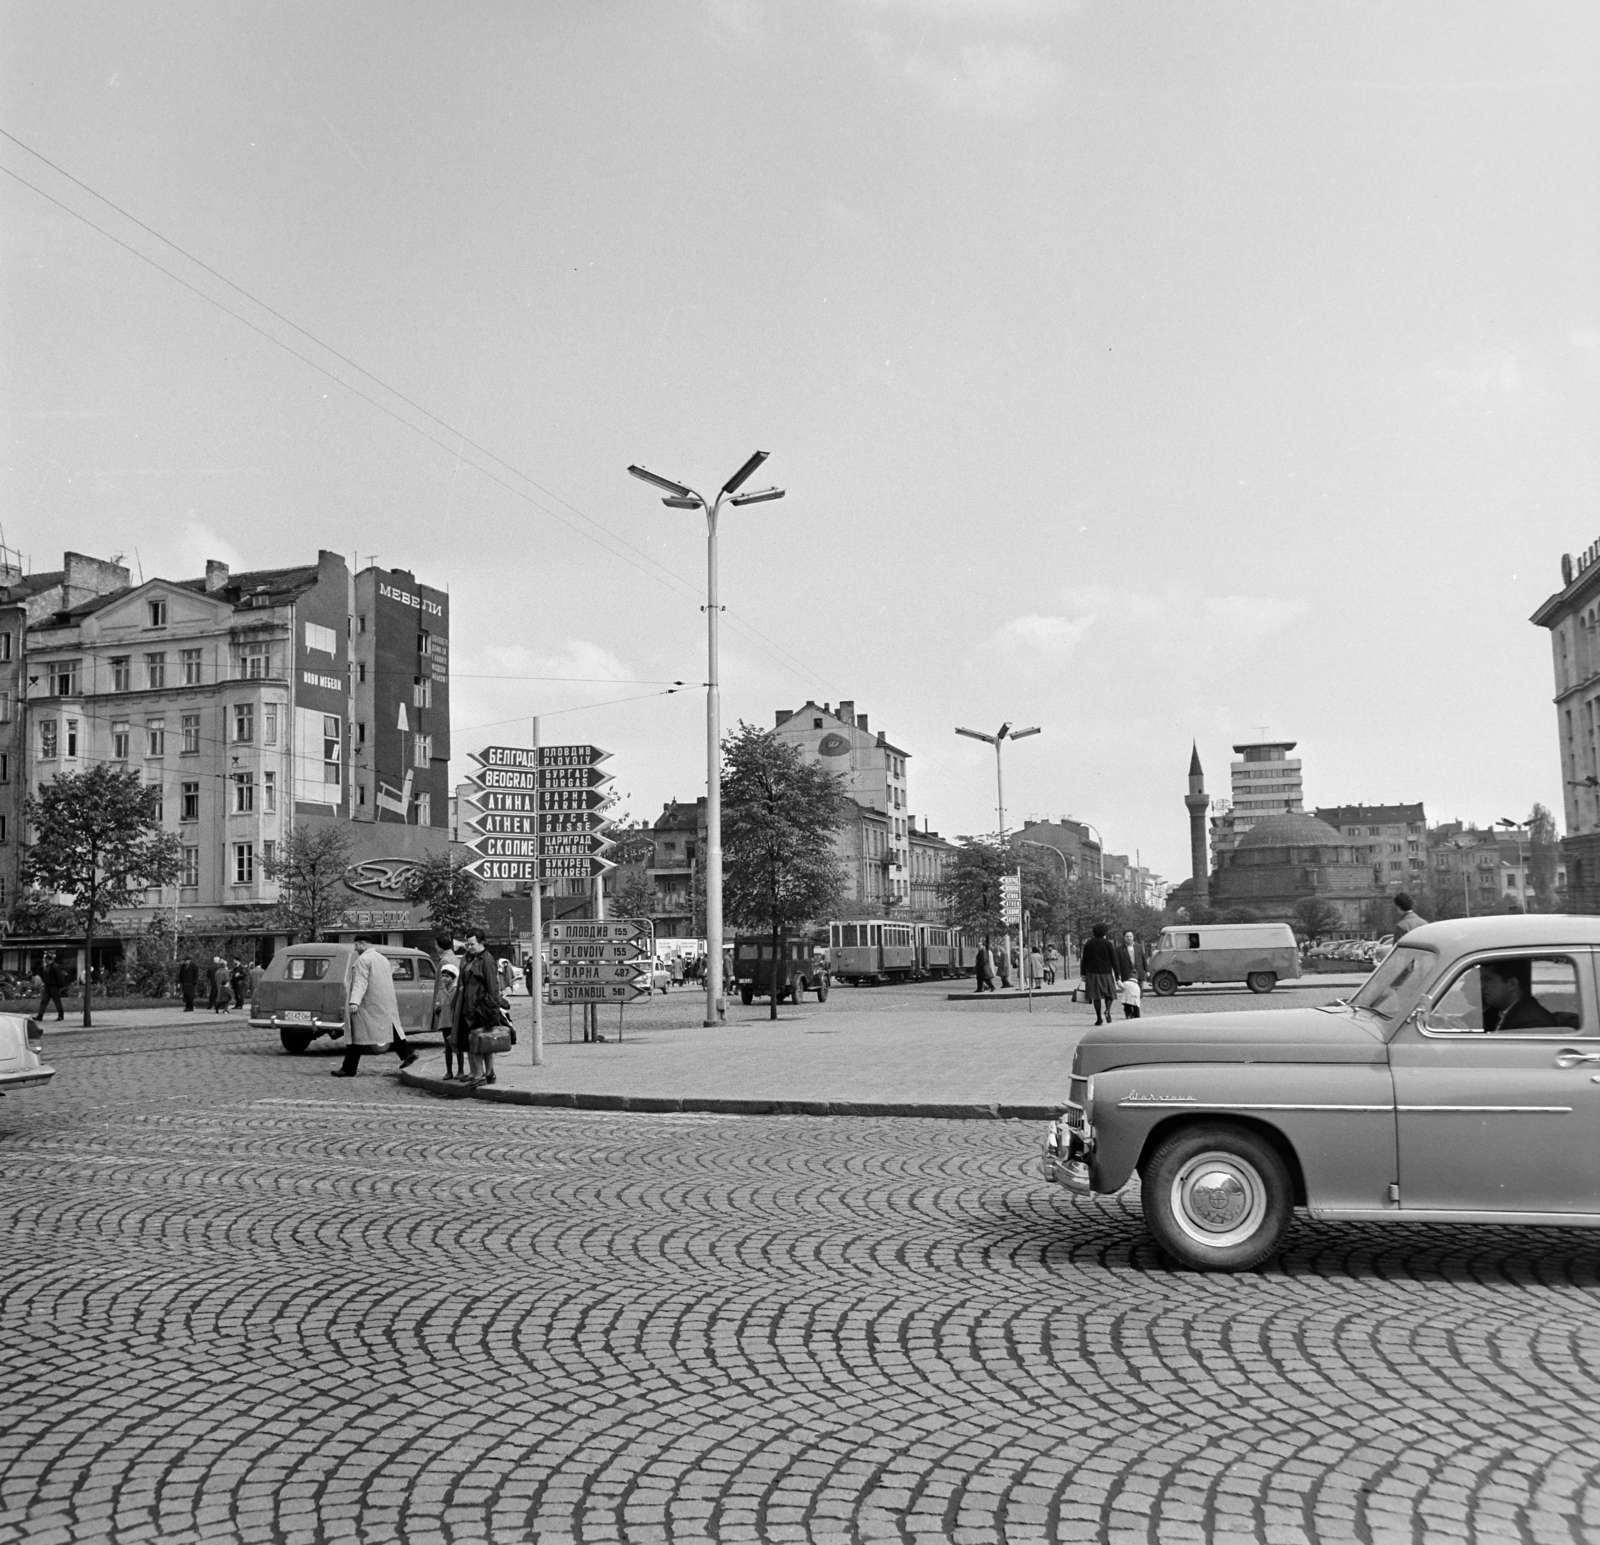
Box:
[3,1017,1600,1543]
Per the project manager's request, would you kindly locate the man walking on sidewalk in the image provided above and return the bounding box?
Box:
[37,953,66,1021]
[331,939,418,1079]
[176,956,199,1012]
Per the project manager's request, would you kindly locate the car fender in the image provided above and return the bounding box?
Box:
[1088,1060,1397,1209]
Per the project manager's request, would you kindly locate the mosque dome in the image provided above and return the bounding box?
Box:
[1235,813,1346,850]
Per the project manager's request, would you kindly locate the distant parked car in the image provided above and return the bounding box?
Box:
[1044,914,1600,1270]
[250,944,440,1054]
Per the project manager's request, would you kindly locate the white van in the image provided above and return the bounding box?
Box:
[1147,922,1301,996]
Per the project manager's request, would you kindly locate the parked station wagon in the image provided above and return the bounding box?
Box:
[1044,915,1600,1270]
[0,1015,53,1094]
[250,944,439,1053]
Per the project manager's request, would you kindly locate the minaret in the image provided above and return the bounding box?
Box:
[1184,743,1210,906]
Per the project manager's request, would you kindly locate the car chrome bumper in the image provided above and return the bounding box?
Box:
[0,1065,55,1090]
[1041,1150,1092,1192]
[252,1017,344,1032]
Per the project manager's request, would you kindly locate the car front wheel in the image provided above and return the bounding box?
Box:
[817,981,829,1002]
[1151,970,1179,997]
[1140,1123,1292,1271]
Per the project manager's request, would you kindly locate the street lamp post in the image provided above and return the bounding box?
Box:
[629,453,785,1027]
[1497,818,1528,910]
[1069,818,1107,889]
[955,721,1040,982]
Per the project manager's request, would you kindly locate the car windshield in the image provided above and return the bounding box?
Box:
[1349,945,1433,1020]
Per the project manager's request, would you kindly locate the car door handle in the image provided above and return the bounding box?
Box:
[1553,1048,1600,1068]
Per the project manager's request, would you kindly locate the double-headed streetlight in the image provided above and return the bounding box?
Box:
[953,721,1041,841]
[1497,817,1529,909]
[628,452,785,1027]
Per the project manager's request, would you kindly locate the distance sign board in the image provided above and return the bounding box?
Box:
[546,919,653,946]
[465,859,537,882]
[547,981,651,1004]
[469,810,612,839]
[543,940,651,964]
[547,961,649,985]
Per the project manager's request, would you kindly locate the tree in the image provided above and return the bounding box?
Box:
[401,849,484,941]
[721,723,848,1019]
[9,890,79,939]
[1292,896,1341,944]
[21,764,181,1027]
[1529,803,1558,912]
[604,820,656,922]
[937,838,1011,941]
[262,822,352,942]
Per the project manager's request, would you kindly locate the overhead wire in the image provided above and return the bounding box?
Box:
[0,132,835,698]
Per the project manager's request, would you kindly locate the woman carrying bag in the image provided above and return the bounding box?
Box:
[453,927,510,1087]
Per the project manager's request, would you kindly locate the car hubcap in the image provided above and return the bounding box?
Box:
[1171,1152,1267,1250]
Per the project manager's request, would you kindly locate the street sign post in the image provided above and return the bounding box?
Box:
[546,919,653,946]
[547,961,649,985]
[546,981,652,1004]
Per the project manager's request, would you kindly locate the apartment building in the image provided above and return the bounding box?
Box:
[1210,740,1304,864]
[772,700,913,907]
[1314,802,1428,890]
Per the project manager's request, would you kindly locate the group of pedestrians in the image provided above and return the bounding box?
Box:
[172,955,259,1013]
[429,927,511,1087]
[973,941,1065,993]
[1078,924,1147,1025]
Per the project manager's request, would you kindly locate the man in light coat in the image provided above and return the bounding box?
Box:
[332,940,418,1078]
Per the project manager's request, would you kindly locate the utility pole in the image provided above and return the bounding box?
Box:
[530,716,543,1067]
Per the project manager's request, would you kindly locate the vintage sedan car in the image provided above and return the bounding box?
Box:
[250,944,440,1053]
[0,1015,53,1094]
[1043,915,1600,1270]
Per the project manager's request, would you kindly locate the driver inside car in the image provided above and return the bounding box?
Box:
[1480,958,1558,1033]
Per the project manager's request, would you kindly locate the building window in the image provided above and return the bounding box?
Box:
[357,783,367,807]
[357,661,367,684]
[233,773,254,813]
[65,719,78,758]
[147,718,165,757]
[263,771,276,814]
[181,846,200,888]
[0,814,6,843]
[358,615,367,634]
[148,599,167,628]
[149,784,164,825]
[414,732,432,768]
[50,659,80,696]
[414,792,432,826]
[110,656,130,692]
[413,676,432,708]
[323,715,342,785]
[234,703,254,742]
[181,648,203,685]
[238,645,271,680]
[262,839,276,868]
[0,631,9,661]
[181,713,201,754]
[0,692,9,724]
[145,652,167,689]
[417,630,430,656]
[181,782,200,821]
[264,705,278,747]
[356,722,367,744]
[112,722,130,760]
[0,753,7,783]
[233,843,254,885]
[39,719,57,759]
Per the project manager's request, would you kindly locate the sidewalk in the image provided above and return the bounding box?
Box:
[402,1003,1085,1120]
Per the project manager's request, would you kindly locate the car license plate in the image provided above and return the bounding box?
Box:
[280,1010,314,1024]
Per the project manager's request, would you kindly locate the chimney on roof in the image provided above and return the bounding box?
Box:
[858,714,869,732]
[838,700,854,725]
[205,561,230,594]
[775,708,793,727]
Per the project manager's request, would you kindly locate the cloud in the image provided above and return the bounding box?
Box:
[986,612,1096,655]
[1423,352,1526,411]
[983,586,1307,660]
[863,31,1058,114]
[1571,327,1600,378]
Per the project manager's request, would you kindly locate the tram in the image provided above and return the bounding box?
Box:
[826,921,978,984]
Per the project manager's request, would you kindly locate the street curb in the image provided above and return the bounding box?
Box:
[398,1068,1052,1122]
[944,988,1077,1002]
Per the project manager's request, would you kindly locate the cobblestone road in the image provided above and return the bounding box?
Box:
[3,1017,1599,1543]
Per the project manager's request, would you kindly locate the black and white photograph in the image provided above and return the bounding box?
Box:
[3,4,1599,1541]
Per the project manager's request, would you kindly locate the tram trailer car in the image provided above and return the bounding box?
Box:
[828,920,917,984]
[915,925,974,979]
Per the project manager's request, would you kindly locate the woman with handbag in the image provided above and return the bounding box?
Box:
[453,927,509,1086]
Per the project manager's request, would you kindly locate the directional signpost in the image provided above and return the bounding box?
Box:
[544,916,654,1027]
[460,738,627,1063]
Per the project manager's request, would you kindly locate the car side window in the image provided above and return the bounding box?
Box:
[1427,954,1587,1036]
[384,955,415,981]
[418,959,436,981]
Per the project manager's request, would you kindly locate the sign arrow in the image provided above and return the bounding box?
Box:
[547,981,651,1004]
[545,919,654,945]
[463,859,538,882]
[467,832,614,858]
[547,961,649,985]
[542,939,651,964]
[532,789,612,813]
[469,744,611,770]
[533,855,616,880]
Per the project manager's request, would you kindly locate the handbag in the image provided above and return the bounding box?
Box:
[470,1024,513,1055]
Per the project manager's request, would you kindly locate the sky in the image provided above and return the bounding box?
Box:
[3,1,1597,883]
